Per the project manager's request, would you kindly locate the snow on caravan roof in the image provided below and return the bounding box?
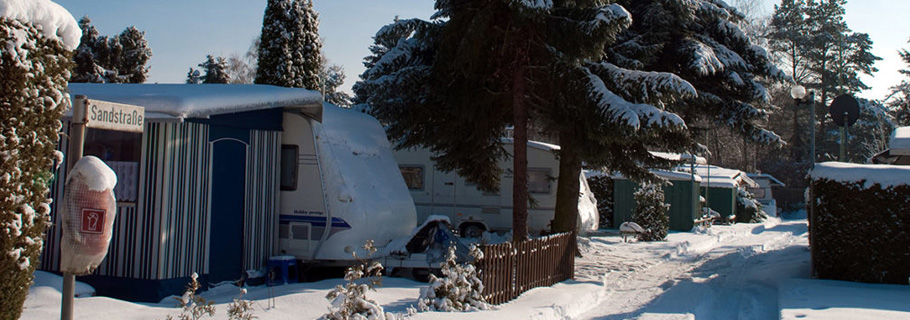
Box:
[692,165,758,189]
[67,83,323,120]
[590,169,703,182]
[650,151,707,165]
[0,0,80,50]
[500,138,560,151]
[889,127,910,155]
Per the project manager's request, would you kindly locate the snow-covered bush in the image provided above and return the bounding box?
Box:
[324,240,395,320]
[0,6,76,318]
[164,273,215,320]
[735,188,766,223]
[632,182,670,241]
[417,244,490,312]
[226,287,256,320]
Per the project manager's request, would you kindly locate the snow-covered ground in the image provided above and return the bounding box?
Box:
[21,218,910,319]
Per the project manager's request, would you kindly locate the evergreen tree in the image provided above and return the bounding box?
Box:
[199,55,230,84]
[69,17,152,84]
[116,26,152,83]
[321,64,353,107]
[72,16,105,83]
[357,2,699,241]
[632,182,670,242]
[888,39,910,126]
[255,0,322,89]
[768,0,880,163]
[186,68,202,84]
[1,16,74,318]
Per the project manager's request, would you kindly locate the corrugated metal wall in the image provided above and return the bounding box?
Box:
[42,121,280,281]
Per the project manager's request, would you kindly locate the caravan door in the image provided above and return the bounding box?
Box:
[431,169,457,220]
[278,113,326,259]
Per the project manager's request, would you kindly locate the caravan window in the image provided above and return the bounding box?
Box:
[399,165,424,190]
[84,128,141,202]
[528,168,552,194]
[280,145,299,191]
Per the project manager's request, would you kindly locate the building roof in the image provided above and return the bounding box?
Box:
[67,83,323,121]
[890,126,910,156]
[746,173,786,187]
[687,165,758,189]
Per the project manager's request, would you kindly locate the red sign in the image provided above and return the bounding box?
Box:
[81,208,106,234]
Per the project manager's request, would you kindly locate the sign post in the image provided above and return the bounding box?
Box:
[61,96,143,320]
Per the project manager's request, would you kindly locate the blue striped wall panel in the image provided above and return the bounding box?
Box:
[243,130,281,272]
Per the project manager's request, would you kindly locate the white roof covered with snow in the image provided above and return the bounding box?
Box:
[810,161,910,189]
[688,165,758,189]
[650,151,707,165]
[0,0,80,50]
[889,126,910,156]
[67,83,323,120]
[589,169,702,183]
[501,138,560,151]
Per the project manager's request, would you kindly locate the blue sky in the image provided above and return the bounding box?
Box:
[54,0,908,101]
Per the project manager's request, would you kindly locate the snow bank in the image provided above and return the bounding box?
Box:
[66,156,117,192]
[780,279,910,320]
[313,103,417,259]
[810,161,910,189]
[67,83,323,120]
[0,0,80,50]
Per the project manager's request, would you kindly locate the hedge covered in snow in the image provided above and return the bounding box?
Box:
[809,162,910,284]
[1,1,77,317]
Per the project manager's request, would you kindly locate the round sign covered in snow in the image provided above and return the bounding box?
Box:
[828,94,860,127]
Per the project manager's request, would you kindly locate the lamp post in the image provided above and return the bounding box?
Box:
[790,85,816,168]
[792,84,818,277]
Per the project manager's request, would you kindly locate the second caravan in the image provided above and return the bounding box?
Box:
[394,140,599,238]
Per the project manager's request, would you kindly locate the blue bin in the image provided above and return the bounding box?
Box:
[267,255,298,286]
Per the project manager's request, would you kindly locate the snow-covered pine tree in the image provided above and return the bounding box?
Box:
[199,55,230,84]
[889,39,910,126]
[71,16,105,83]
[417,244,490,312]
[115,26,152,83]
[735,188,766,223]
[186,68,202,84]
[610,0,789,148]
[357,2,698,241]
[321,64,352,107]
[0,13,75,318]
[632,182,670,241]
[255,0,322,90]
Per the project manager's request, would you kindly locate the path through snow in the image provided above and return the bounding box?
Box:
[577,219,811,320]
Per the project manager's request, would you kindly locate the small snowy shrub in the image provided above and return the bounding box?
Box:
[0,16,73,318]
[164,273,216,320]
[324,240,394,320]
[735,188,766,223]
[632,182,670,241]
[227,287,256,320]
[417,244,490,312]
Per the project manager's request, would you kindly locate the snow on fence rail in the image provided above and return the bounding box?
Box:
[476,232,576,304]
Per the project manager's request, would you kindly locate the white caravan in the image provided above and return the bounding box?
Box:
[393,140,598,237]
[278,103,417,263]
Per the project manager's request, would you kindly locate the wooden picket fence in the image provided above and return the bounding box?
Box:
[475,232,576,305]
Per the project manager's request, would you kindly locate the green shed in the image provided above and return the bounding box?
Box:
[612,170,702,232]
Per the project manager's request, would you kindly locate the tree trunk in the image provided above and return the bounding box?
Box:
[552,129,581,234]
[512,51,529,243]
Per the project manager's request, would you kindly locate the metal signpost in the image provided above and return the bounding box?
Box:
[828,94,860,162]
[62,96,144,320]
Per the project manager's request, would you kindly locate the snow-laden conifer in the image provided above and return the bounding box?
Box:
[417,244,490,312]
[632,183,670,241]
[255,0,322,90]
[198,55,230,84]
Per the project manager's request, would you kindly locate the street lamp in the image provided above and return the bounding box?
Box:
[791,85,816,168]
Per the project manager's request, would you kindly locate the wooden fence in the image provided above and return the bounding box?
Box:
[476,232,576,305]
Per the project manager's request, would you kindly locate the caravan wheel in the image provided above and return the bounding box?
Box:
[460,224,485,238]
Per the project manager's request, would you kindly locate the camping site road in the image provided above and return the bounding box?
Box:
[576,219,811,320]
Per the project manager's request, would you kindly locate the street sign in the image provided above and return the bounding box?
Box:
[828,94,860,127]
[84,99,145,132]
